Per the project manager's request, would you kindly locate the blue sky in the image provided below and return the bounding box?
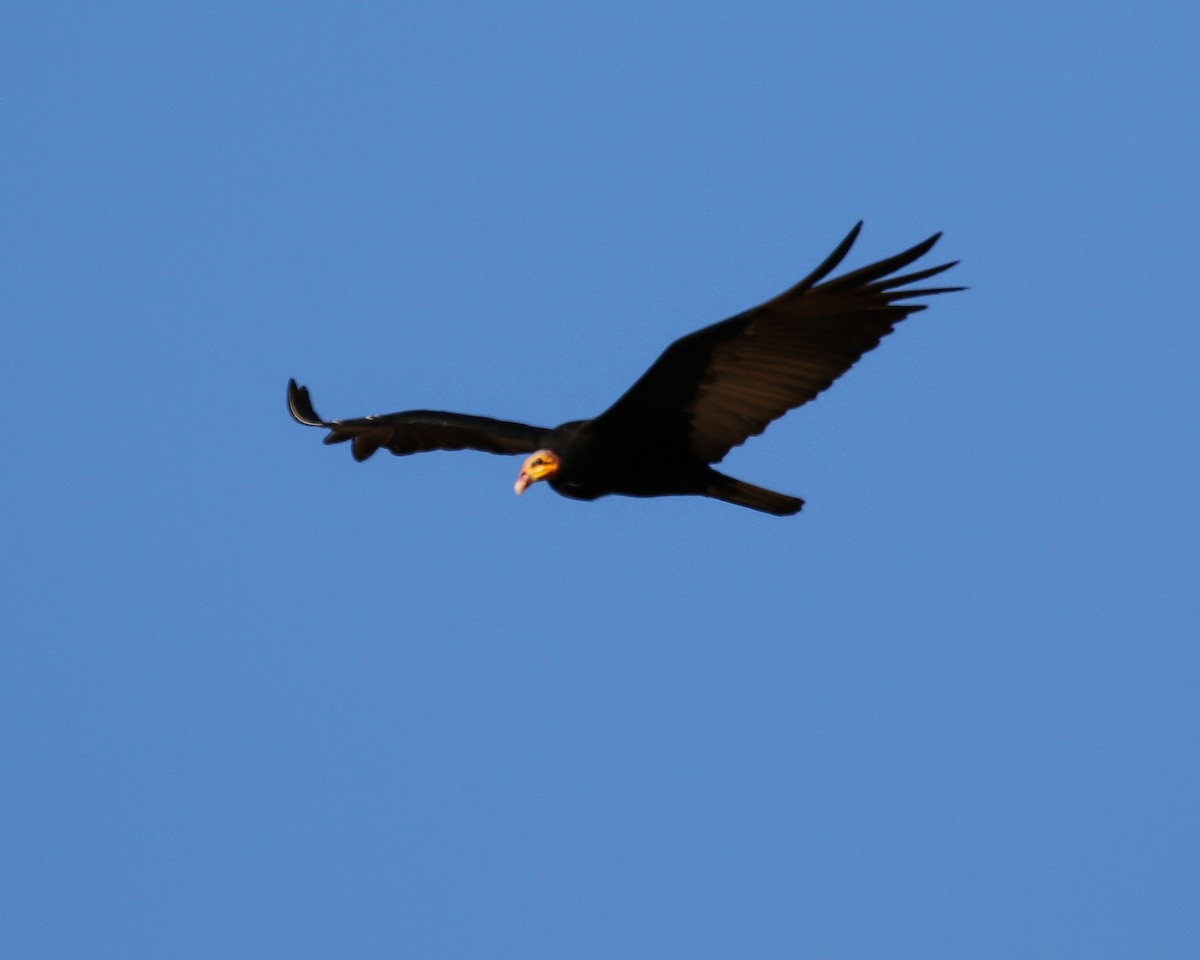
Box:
[3,2,1197,957]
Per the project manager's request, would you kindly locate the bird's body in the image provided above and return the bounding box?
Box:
[288,223,962,515]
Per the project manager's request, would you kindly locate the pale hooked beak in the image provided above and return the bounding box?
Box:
[514,450,559,496]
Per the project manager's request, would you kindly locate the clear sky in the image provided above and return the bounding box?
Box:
[4,2,1197,957]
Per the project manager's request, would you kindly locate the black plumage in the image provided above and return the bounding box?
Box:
[288,223,962,515]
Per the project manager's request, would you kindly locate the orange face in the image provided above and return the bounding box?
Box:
[514,450,560,495]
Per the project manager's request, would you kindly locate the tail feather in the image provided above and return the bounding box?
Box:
[706,472,804,516]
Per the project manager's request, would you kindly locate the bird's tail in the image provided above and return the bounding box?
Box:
[705,472,804,516]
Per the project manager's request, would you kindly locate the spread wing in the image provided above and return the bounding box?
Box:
[590,223,963,463]
[287,379,550,462]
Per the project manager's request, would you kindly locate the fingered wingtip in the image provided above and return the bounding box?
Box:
[287,378,325,427]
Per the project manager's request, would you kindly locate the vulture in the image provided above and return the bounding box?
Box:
[288,223,961,515]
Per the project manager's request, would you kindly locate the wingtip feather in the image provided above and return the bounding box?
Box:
[287,379,326,427]
[792,222,864,294]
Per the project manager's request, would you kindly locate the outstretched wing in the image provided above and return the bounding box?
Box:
[591,223,963,463]
[287,379,551,462]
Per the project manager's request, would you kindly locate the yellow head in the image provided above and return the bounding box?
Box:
[514,450,560,495]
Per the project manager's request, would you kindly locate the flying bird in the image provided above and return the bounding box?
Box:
[288,223,961,515]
